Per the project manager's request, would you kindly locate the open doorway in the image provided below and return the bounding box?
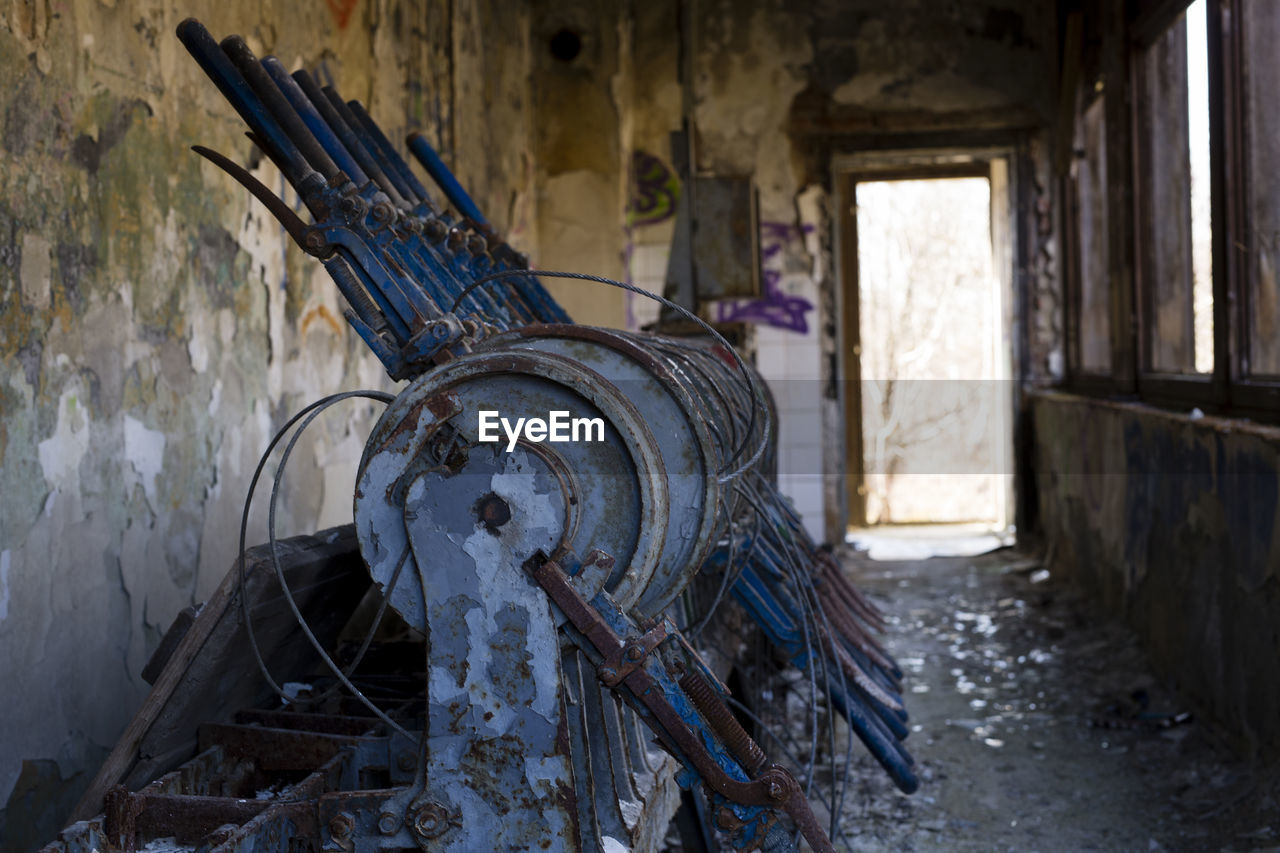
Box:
[838,159,1016,539]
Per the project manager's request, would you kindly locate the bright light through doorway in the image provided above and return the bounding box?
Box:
[854,176,1010,529]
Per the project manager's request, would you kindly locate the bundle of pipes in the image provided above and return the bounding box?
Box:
[159,18,916,852]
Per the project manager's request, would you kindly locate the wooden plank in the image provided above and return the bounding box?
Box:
[1054,12,1084,178]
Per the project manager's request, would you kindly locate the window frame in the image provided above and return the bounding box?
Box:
[1064,0,1140,396]
[1129,0,1229,407]
[1064,80,1127,394]
[1064,0,1280,417]
[1216,0,1280,413]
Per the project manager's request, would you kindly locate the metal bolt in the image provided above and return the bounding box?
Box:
[397,752,417,772]
[412,802,450,839]
[378,811,400,834]
[625,644,644,662]
[767,780,785,800]
[328,812,355,839]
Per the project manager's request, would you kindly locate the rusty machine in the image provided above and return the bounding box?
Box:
[42,19,915,853]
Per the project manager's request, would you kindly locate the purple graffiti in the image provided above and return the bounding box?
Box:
[714,221,815,334]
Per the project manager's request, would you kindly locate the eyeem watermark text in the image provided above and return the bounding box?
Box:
[478,410,605,452]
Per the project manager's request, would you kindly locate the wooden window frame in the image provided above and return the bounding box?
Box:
[1066,0,1280,417]
[1065,0,1138,396]
[1129,0,1231,408]
[1060,0,1280,421]
[1064,85,1129,394]
[1216,0,1280,413]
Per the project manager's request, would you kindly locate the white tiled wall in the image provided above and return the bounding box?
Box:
[627,233,672,330]
[754,275,826,542]
[628,226,830,543]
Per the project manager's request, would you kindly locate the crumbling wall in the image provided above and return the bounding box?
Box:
[1031,391,1280,756]
[0,1,539,845]
[528,0,631,329]
[0,0,1069,842]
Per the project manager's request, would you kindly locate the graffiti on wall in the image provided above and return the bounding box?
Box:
[714,220,815,334]
[627,151,680,227]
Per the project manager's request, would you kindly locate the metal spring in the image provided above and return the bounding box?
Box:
[679,670,769,777]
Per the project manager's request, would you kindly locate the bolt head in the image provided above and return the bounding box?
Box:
[411,802,450,839]
[625,644,644,662]
[378,811,400,834]
[328,812,355,838]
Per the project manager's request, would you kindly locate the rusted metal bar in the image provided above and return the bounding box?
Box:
[198,722,381,771]
[528,555,837,853]
[233,708,382,736]
[820,586,900,682]
[107,789,290,843]
[819,558,887,632]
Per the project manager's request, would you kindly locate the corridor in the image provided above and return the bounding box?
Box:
[834,546,1279,852]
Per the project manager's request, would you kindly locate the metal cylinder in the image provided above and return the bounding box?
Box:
[354,324,768,625]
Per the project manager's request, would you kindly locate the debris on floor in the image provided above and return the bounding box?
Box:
[828,546,1280,853]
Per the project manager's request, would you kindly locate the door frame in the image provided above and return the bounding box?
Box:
[834,148,1022,531]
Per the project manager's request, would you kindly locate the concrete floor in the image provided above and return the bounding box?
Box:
[825,547,1280,852]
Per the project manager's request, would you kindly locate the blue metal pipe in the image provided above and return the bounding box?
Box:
[175,19,320,195]
[407,132,486,224]
[261,57,369,187]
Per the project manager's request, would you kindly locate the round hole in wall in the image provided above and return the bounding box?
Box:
[549,28,582,62]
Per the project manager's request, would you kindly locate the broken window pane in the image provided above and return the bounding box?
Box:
[1135,0,1214,374]
[1243,0,1280,375]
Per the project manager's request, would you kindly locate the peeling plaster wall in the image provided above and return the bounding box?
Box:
[622,0,679,331]
[0,1,540,845]
[0,0,1071,840]
[528,0,631,329]
[804,0,1053,120]
[1031,391,1280,756]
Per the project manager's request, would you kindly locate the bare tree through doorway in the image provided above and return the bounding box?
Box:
[842,169,1014,530]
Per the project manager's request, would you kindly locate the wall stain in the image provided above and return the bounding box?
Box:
[70,98,152,175]
[300,303,343,338]
[1034,392,1280,757]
